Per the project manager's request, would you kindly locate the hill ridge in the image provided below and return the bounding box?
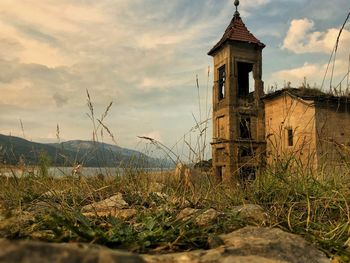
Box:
[0,134,169,168]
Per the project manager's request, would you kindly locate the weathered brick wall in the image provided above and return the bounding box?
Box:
[212,46,233,181]
[264,93,318,170]
[315,103,350,171]
[211,43,265,181]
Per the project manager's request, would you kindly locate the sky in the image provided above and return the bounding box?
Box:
[0,0,349,159]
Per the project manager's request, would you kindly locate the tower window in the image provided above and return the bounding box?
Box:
[237,62,254,98]
[287,128,293,146]
[240,116,251,139]
[239,146,254,157]
[218,65,226,100]
[239,167,256,182]
[216,166,223,181]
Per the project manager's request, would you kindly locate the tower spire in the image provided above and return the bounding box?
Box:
[234,0,240,17]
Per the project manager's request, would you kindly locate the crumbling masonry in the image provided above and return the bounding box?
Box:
[209,4,266,181]
[209,2,350,181]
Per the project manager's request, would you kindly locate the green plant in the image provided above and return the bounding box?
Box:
[38,151,51,177]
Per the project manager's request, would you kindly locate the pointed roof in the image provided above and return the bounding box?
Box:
[208,13,265,56]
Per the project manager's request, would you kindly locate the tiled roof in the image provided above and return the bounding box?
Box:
[208,14,265,56]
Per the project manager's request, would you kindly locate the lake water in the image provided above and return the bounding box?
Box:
[0,167,172,178]
[49,167,170,177]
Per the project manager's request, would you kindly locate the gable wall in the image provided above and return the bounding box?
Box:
[264,93,318,170]
[315,103,350,170]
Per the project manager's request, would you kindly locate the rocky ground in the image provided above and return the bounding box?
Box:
[0,227,329,263]
[0,185,332,263]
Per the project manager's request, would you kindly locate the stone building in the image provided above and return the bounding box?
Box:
[264,88,350,172]
[209,1,350,181]
[208,1,266,181]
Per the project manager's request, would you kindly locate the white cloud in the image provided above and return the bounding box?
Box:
[272,63,322,85]
[0,20,68,67]
[239,0,271,16]
[3,1,343,151]
[271,59,348,87]
[244,0,270,8]
[0,1,216,149]
[282,18,350,55]
[0,1,110,67]
[0,80,42,108]
[270,18,350,88]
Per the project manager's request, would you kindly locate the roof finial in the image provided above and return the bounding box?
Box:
[234,0,240,17]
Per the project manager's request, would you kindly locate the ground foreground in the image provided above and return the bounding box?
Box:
[0,227,328,263]
[0,168,349,262]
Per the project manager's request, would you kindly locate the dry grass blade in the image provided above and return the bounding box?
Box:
[97,119,117,145]
[86,89,94,119]
[99,102,113,126]
[137,136,178,165]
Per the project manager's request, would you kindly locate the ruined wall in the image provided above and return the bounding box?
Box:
[212,43,265,181]
[315,102,350,171]
[229,44,265,180]
[212,45,233,181]
[264,93,318,170]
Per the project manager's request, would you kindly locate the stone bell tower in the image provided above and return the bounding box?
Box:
[208,0,266,182]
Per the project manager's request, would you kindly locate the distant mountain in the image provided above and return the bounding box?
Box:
[0,134,171,168]
[0,134,67,165]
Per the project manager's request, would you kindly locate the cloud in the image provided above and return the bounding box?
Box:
[0,1,109,67]
[243,0,270,9]
[0,20,70,67]
[272,63,323,86]
[282,18,350,55]
[238,0,270,17]
[271,58,348,87]
[53,93,69,108]
[0,0,222,148]
[2,0,340,152]
[270,17,350,87]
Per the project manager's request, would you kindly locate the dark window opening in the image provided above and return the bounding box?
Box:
[237,62,254,98]
[239,167,256,182]
[287,128,293,146]
[216,166,223,181]
[239,147,254,157]
[218,65,226,100]
[240,116,251,139]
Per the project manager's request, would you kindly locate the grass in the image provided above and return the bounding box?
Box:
[0,170,240,251]
[1,89,349,262]
[0,164,350,261]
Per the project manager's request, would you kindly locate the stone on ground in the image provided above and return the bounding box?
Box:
[216,226,329,263]
[176,208,198,221]
[0,239,144,263]
[83,208,137,220]
[81,193,129,215]
[232,204,268,224]
[176,208,219,226]
[195,208,219,226]
[0,226,329,263]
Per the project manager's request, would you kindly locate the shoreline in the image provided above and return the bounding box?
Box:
[0,166,173,177]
